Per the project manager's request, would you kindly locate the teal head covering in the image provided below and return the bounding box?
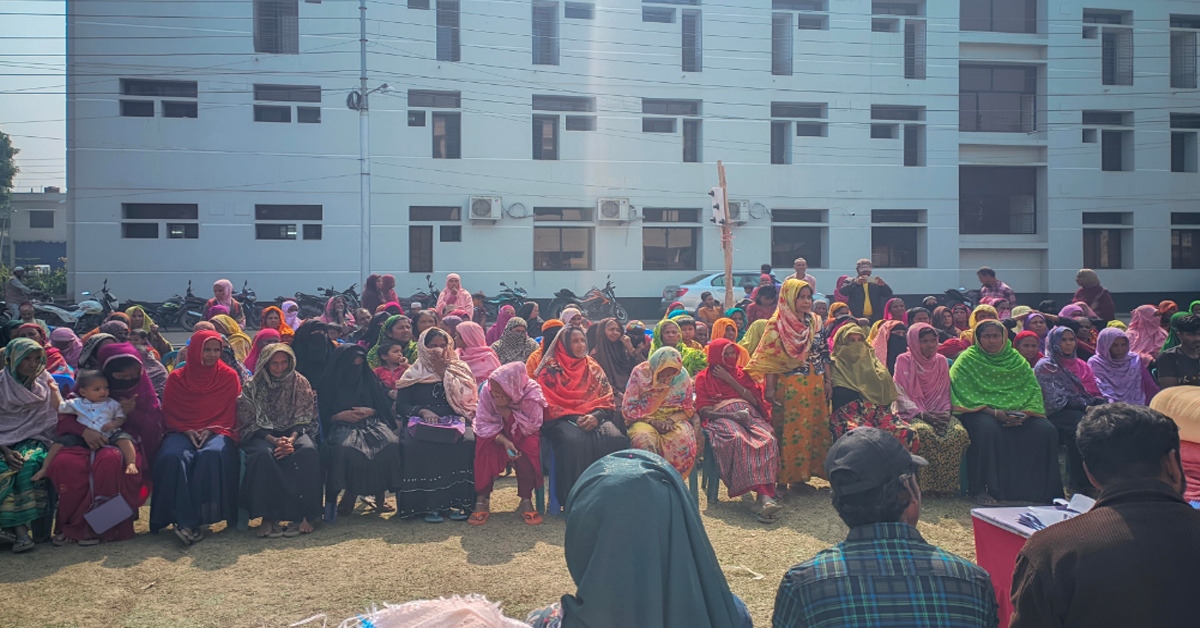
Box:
[366,314,416,368]
[650,319,707,375]
[560,449,745,628]
[1161,311,1190,353]
[5,337,45,387]
[724,307,747,341]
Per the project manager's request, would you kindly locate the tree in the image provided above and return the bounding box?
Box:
[0,128,19,268]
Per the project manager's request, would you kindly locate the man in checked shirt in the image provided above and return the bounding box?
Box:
[977,266,1018,306]
[772,427,999,628]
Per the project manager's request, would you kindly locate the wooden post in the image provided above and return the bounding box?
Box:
[718,161,734,310]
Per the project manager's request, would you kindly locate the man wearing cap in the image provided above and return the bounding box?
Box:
[5,267,34,318]
[772,427,998,628]
[839,259,893,323]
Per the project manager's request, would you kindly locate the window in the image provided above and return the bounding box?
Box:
[773,209,826,223]
[122,223,159,239]
[773,102,828,139]
[162,101,198,118]
[872,106,923,165]
[1172,113,1200,173]
[771,121,791,164]
[409,90,461,108]
[644,118,675,133]
[773,0,825,9]
[872,227,920,267]
[903,124,924,166]
[533,95,595,111]
[960,0,1037,34]
[303,224,322,240]
[410,226,434,272]
[565,2,594,19]
[1082,212,1127,225]
[566,116,595,131]
[1085,11,1134,86]
[256,205,322,220]
[683,119,701,163]
[643,207,700,223]
[28,211,53,229]
[682,9,702,72]
[120,100,153,117]
[797,15,828,29]
[533,2,559,65]
[168,223,200,239]
[643,227,698,270]
[409,111,426,126]
[772,13,793,76]
[254,105,291,123]
[871,124,898,139]
[1101,130,1132,172]
[644,99,700,116]
[1083,229,1123,269]
[533,115,558,160]
[534,207,592,221]
[904,20,926,79]
[1171,214,1200,269]
[1082,110,1128,126]
[253,0,299,55]
[643,7,674,23]
[1172,16,1200,88]
[123,204,199,220]
[959,166,1037,234]
[409,206,461,221]
[440,225,462,242]
[121,79,198,98]
[432,112,461,159]
[436,0,460,62]
[872,209,921,223]
[254,84,321,102]
[959,64,1037,132]
[772,210,825,267]
[534,227,592,270]
[297,107,321,123]
[409,0,429,8]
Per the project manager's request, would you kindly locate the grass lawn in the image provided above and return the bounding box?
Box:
[0,478,978,628]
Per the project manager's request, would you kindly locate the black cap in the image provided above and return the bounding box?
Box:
[824,427,927,496]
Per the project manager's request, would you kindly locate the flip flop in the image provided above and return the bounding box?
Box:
[77,538,100,547]
[522,511,543,526]
[11,537,34,554]
[448,510,470,522]
[424,512,445,524]
[281,525,302,538]
[467,512,489,526]
[51,534,72,547]
[755,512,780,524]
[267,526,285,539]
[0,530,16,544]
[759,501,782,519]
[173,527,193,546]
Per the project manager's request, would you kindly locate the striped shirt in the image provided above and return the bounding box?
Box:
[772,522,998,628]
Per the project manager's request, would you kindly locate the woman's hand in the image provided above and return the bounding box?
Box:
[651,419,673,434]
[712,365,736,386]
[621,335,634,353]
[273,436,295,459]
[119,394,138,414]
[195,429,213,447]
[577,414,599,432]
[1,447,23,471]
[929,412,952,428]
[418,409,440,422]
[82,428,108,450]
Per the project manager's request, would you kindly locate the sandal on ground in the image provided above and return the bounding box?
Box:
[467,511,489,526]
[522,511,543,526]
[281,525,302,538]
[77,538,100,547]
[11,537,35,554]
[424,512,445,524]
[173,527,194,546]
[266,525,285,539]
[0,530,16,544]
[187,528,206,543]
[759,500,782,519]
[448,510,470,522]
[51,534,73,547]
[755,512,780,524]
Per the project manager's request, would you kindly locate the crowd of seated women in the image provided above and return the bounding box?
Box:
[0,271,1196,551]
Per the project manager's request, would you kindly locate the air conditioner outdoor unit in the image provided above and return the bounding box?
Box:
[469,196,502,221]
[597,198,631,222]
[727,199,749,221]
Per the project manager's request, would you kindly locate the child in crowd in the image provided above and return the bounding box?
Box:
[32,370,138,480]
[373,340,409,397]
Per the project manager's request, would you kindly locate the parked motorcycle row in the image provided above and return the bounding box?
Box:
[14,275,631,334]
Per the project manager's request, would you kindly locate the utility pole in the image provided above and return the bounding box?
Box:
[357,0,371,285]
[719,161,733,310]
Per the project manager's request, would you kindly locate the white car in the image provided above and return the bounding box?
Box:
[660,272,765,313]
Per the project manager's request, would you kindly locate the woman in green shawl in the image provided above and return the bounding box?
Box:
[828,325,918,452]
[525,450,752,628]
[0,338,58,552]
[650,319,707,376]
[950,320,1060,505]
[1161,311,1190,353]
[738,319,768,356]
[725,307,748,341]
[366,314,417,368]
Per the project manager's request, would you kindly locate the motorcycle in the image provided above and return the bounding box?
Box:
[943,287,981,309]
[33,279,117,333]
[320,283,360,313]
[404,274,440,312]
[549,276,627,324]
[287,290,327,320]
[157,280,208,331]
[234,280,261,330]
[483,281,529,320]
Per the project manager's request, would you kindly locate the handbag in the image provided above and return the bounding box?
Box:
[83,449,135,535]
[408,415,466,444]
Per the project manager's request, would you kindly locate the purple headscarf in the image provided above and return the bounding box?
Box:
[1087,327,1155,405]
[50,327,83,368]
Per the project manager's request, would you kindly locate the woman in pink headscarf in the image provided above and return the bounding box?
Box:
[49,328,84,369]
[832,275,850,306]
[1126,304,1168,361]
[456,321,501,382]
[486,305,515,345]
[471,362,546,526]
[204,279,244,326]
[435,274,473,317]
[243,328,282,373]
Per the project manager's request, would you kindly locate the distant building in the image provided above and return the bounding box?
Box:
[66,1,1200,303]
[7,187,67,270]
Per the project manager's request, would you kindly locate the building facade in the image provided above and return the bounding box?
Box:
[8,187,68,270]
[67,0,1200,304]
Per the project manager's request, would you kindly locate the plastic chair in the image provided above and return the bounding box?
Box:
[701,436,720,505]
[52,374,74,396]
[546,446,562,516]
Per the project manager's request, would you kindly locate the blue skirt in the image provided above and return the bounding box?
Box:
[150,432,240,532]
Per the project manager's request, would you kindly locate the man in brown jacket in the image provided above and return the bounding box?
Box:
[1010,403,1200,628]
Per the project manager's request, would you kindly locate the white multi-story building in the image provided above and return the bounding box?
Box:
[8,187,68,270]
[67,0,1200,307]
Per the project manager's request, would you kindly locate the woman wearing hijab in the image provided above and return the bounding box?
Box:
[319,344,402,517]
[1159,300,1179,329]
[49,328,83,369]
[456,321,501,383]
[77,333,117,371]
[525,450,752,628]
[824,303,855,350]
[1023,311,1051,353]
[11,324,72,377]
[280,301,302,330]
[361,274,384,315]
[516,301,543,338]
[151,330,241,545]
[892,323,971,494]
[832,275,850,305]
[694,320,710,346]
[435,273,473,317]
[204,279,244,326]
[828,325,918,452]
[485,305,515,345]
[0,338,59,552]
[491,317,540,366]
[367,314,417,368]
[958,304,999,346]
[472,362,546,526]
[320,296,353,340]
[883,297,908,325]
[536,326,629,506]
[1161,311,1190,353]
[236,344,321,537]
[1088,327,1158,406]
[395,328,478,522]
[378,275,399,308]
[1072,269,1115,321]
[1014,330,1043,367]
[244,328,281,374]
[99,342,166,469]
[358,312,390,350]
[210,314,253,365]
[1035,326,1106,494]
[736,319,767,360]
[622,348,698,479]
[1127,304,1168,361]
[950,320,1059,505]
[559,306,585,329]
[526,319,564,377]
[724,307,748,341]
[869,319,908,375]
[694,338,780,519]
[744,279,831,490]
[649,319,707,376]
[259,306,295,344]
[585,318,640,406]
[950,303,972,333]
[126,305,173,357]
[291,320,334,388]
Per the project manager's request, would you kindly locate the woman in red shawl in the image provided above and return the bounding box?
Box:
[150,330,241,545]
[536,326,629,507]
[46,343,158,544]
[694,339,780,522]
